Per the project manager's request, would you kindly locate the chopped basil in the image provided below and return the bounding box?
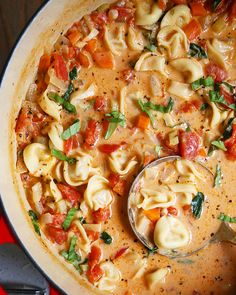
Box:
[189,43,208,59]
[204,76,215,87]
[228,104,236,111]
[78,216,87,224]
[155,145,163,156]
[185,124,191,132]
[191,77,214,91]
[146,246,158,256]
[211,140,227,151]
[221,82,234,94]
[218,213,236,223]
[144,44,157,52]
[223,118,234,140]
[104,122,118,140]
[191,78,202,91]
[69,67,78,81]
[28,210,41,236]
[214,164,222,187]
[62,208,77,230]
[100,231,112,244]
[200,103,209,111]
[212,0,222,11]
[48,92,76,114]
[63,83,74,101]
[177,259,194,265]
[61,120,80,140]
[51,149,76,164]
[104,111,126,140]
[191,192,205,219]
[209,90,226,104]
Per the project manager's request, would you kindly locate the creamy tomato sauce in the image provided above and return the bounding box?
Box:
[15,0,236,294]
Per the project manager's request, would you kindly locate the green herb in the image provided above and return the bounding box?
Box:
[146,246,158,256]
[61,120,80,140]
[211,140,227,151]
[204,76,215,87]
[28,210,41,236]
[223,118,234,140]
[51,149,76,164]
[177,259,194,265]
[78,217,87,224]
[48,92,76,114]
[191,77,214,91]
[101,231,112,244]
[191,192,205,219]
[104,122,117,140]
[189,43,208,59]
[218,213,236,223]
[221,82,234,94]
[191,78,203,91]
[209,90,226,104]
[62,208,77,230]
[200,103,209,111]
[61,236,82,273]
[212,0,222,11]
[69,67,78,80]
[228,104,236,111]
[104,111,126,140]
[214,164,222,187]
[185,124,191,132]
[144,44,157,52]
[155,145,163,156]
[63,83,74,101]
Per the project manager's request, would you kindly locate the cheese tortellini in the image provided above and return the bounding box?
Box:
[109,149,138,175]
[97,262,121,292]
[104,23,127,56]
[160,5,191,28]
[154,216,190,249]
[207,39,230,70]
[168,80,193,99]
[48,122,64,151]
[23,143,57,177]
[157,26,189,59]
[38,90,62,121]
[135,1,163,26]
[127,27,145,51]
[145,267,170,289]
[84,175,113,211]
[70,83,97,105]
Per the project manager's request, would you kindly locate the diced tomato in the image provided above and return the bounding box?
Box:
[121,69,136,83]
[224,124,236,148]
[67,30,81,46]
[226,144,236,160]
[228,0,236,21]
[57,183,81,206]
[99,144,120,154]
[198,147,207,157]
[92,207,111,223]
[84,120,101,149]
[102,120,109,137]
[143,208,161,222]
[113,179,127,196]
[183,205,191,212]
[167,206,178,216]
[113,7,134,22]
[93,96,107,112]
[87,264,104,284]
[52,214,66,227]
[220,85,235,105]
[158,0,167,10]
[88,246,102,269]
[181,99,202,113]
[47,226,67,245]
[205,62,228,83]
[190,2,207,16]
[93,51,114,69]
[84,39,98,54]
[164,136,179,154]
[77,51,91,68]
[172,0,187,3]
[86,230,100,242]
[53,53,68,81]
[143,154,156,166]
[183,19,202,41]
[90,12,108,28]
[63,46,76,60]
[179,130,200,160]
[38,54,51,75]
[108,173,120,187]
[64,134,80,155]
[112,247,129,260]
[136,114,150,130]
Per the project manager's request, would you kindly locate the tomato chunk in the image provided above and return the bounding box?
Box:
[99,144,120,154]
[93,51,114,69]
[172,0,186,3]
[92,207,111,223]
[179,130,200,160]
[183,19,202,41]
[57,183,81,206]
[224,124,236,160]
[143,208,161,222]
[52,214,66,227]
[112,247,129,260]
[86,230,100,242]
[190,2,207,16]
[38,54,51,75]
[84,120,101,149]
[87,264,104,284]
[93,96,107,112]
[47,226,67,245]
[88,246,102,270]
[167,206,178,216]
[53,53,68,81]
[220,85,235,105]
[64,134,80,155]
[205,62,228,83]
[84,39,98,54]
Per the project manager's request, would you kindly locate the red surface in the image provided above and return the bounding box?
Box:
[0,215,61,294]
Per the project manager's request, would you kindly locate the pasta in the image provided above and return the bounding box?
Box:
[135,1,163,26]
[97,262,121,292]
[145,267,170,289]
[160,5,191,28]
[48,122,64,151]
[167,80,193,100]
[126,27,145,51]
[38,90,62,121]
[70,83,97,104]
[108,149,138,175]
[104,23,127,56]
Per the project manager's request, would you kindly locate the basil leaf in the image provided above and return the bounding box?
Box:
[228,104,236,111]
[48,92,77,114]
[212,0,222,11]
[189,43,208,59]
[138,100,154,125]
[203,76,214,87]
[61,120,80,140]
[191,77,214,90]
[218,213,236,223]
[191,192,205,219]
[63,83,74,101]
[209,90,226,104]
[28,210,41,236]
[144,44,157,52]
[78,216,87,224]
[146,246,158,256]
[105,111,126,126]
[68,236,80,262]
[104,122,118,140]
[145,98,174,113]
[223,118,234,140]
[51,149,76,164]
[69,67,78,81]
[62,208,77,230]
[214,164,222,187]
[100,231,112,244]
[200,103,209,111]
[211,140,227,151]
[222,82,234,94]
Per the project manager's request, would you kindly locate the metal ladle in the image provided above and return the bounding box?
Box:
[127,155,236,258]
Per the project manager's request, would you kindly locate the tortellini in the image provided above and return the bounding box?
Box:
[127,27,145,51]
[170,58,203,83]
[135,1,163,26]
[104,24,127,56]
[135,52,168,77]
[209,101,228,129]
[207,39,229,69]
[109,149,138,175]
[23,143,57,177]
[38,90,62,121]
[176,159,205,181]
[145,267,170,289]
[84,175,113,211]
[97,262,121,292]
[138,188,175,210]
[168,80,193,100]
[160,5,191,28]
[168,183,197,195]
[70,83,97,105]
[157,26,189,59]
[31,182,44,214]
[71,220,91,253]
[48,122,64,151]
[154,216,190,249]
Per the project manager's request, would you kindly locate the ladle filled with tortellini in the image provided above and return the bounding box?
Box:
[128,156,236,258]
